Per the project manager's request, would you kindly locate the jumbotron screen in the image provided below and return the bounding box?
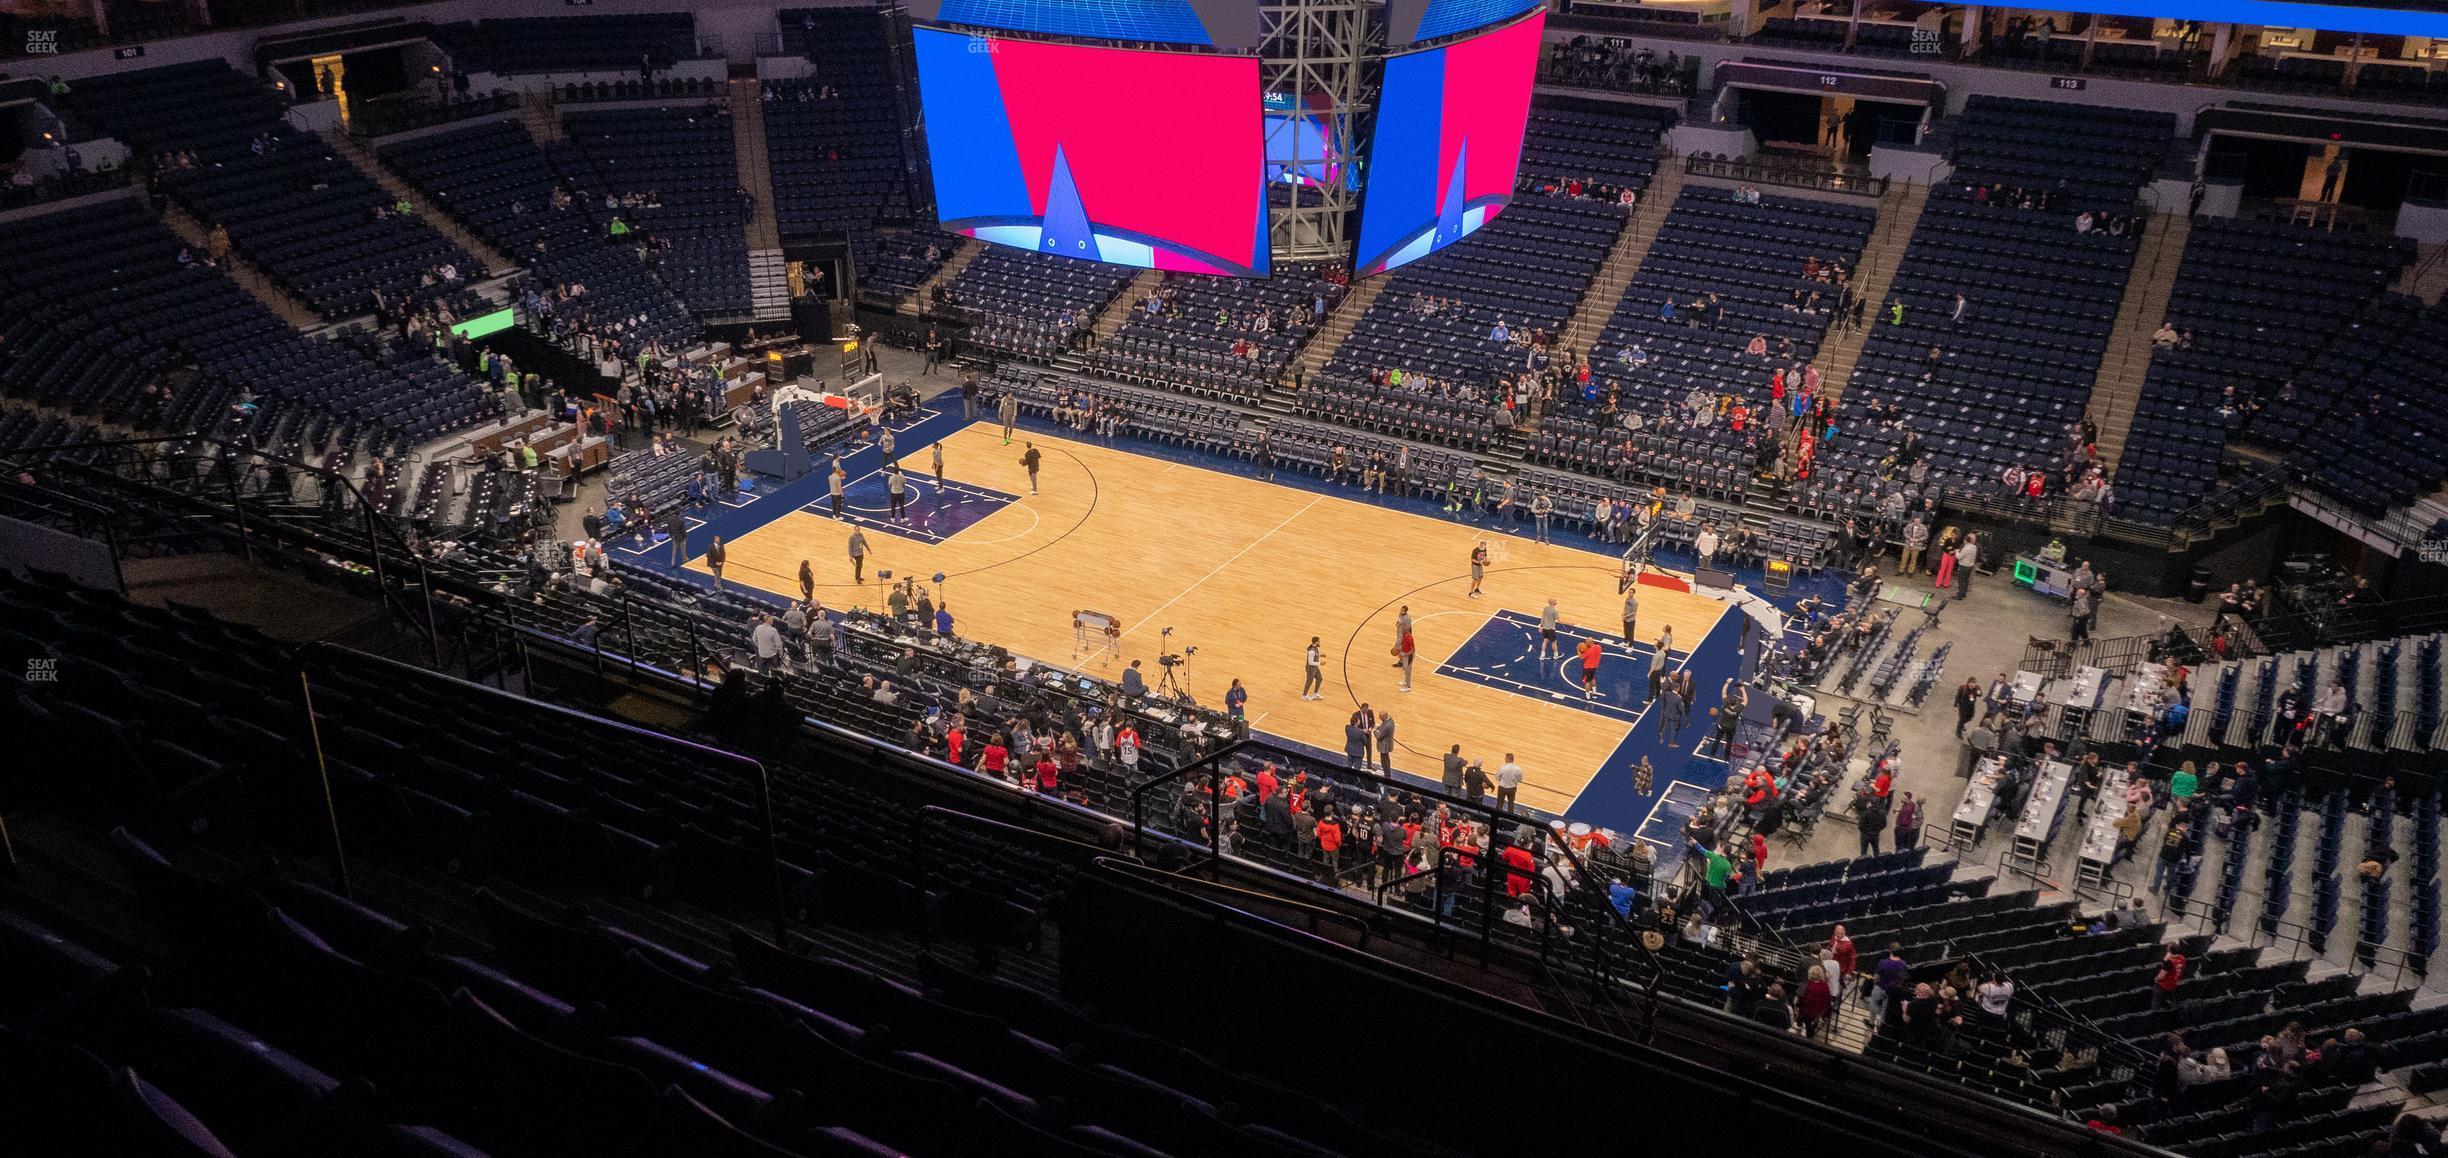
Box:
[914,27,1270,277]
[907,0,1260,48]
[1266,91,1351,190]
[1352,10,1544,276]
[1385,0,1549,44]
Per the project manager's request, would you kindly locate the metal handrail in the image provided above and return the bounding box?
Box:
[6,435,446,662]
[1684,153,1889,199]
[1094,854,1379,946]
[293,639,787,941]
[1127,738,1666,1019]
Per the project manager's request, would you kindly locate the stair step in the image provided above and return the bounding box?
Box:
[320,128,516,278]
[2090,212,2192,474]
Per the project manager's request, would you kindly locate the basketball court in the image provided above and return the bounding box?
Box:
[683,420,1733,819]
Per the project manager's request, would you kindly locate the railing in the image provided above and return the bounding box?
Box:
[0,162,134,215]
[1933,464,2291,553]
[2019,631,2168,681]
[1,0,426,58]
[835,610,1242,762]
[2163,877,2438,991]
[347,90,521,140]
[2245,590,2448,655]
[1534,53,1706,98]
[292,641,788,939]
[1127,736,1666,1034]
[2283,484,2447,560]
[5,430,2191,1152]
[3,436,446,664]
[1684,153,1889,199]
[0,472,126,592]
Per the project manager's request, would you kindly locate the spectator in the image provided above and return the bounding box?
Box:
[1827,924,1857,998]
[2151,942,2187,1009]
[1799,970,1834,1039]
[2179,1046,2232,1086]
[1976,972,2014,1018]
[2151,820,2191,896]
[2154,1033,2190,1104]
[1893,791,1921,850]
[1867,941,1908,1030]
[1751,983,1793,1032]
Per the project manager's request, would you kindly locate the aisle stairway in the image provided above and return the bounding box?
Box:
[321,127,517,278]
[727,77,781,252]
[1558,160,1684,357]
[2092,212,2193,470]
[899,237,981,316]
[139,176,322,330]
[2397,242,2448,306]
[519,93,566,144]
[1288,274,1389,384]
[749,248,791,322]
[1093,269,1162,343]
[1812,179,1928,403]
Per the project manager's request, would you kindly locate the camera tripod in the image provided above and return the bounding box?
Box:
[1155,657,1188,701]
[1154,627,1193,702]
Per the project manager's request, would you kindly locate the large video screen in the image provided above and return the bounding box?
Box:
[1386,0,1548,44]
[1352,10,1543,276]
[914,27,1270,277]
[1265,91,1352,190]
[909,0,1260,49]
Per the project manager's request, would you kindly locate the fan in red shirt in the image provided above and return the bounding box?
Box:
[978,737,1008,778]
[944,725,965,767]
[1502,842,1537,898]
[1034,754,1059,793]
[1254,764,1279,803]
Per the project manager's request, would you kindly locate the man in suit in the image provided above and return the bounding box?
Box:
[705,536,726,590]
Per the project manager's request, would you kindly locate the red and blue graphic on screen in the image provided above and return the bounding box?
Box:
[1352,11,1543,276]
[914,27,1269,277]
[1266,91,1350,190]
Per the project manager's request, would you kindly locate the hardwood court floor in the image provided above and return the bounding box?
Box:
[697,423,1729,812]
